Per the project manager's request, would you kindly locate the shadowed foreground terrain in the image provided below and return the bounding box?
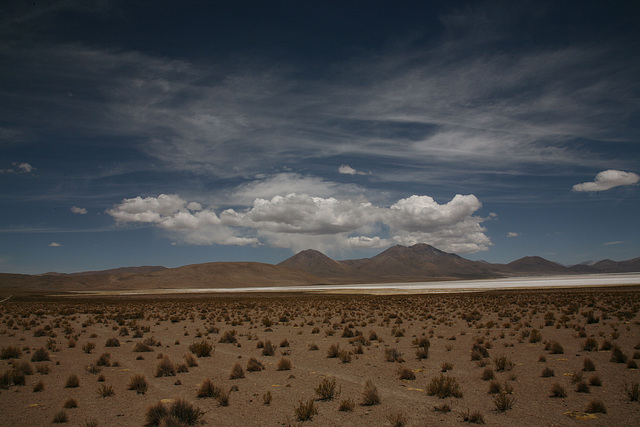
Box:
[1,287,640,426]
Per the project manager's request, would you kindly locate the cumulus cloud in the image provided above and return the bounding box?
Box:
[48,242,61,247]
[0,162,35,174]
[338,165,368,176]
[507,232,519,237]
[108,191,491,254]
[71,206,87,215]
[573,170,639,192]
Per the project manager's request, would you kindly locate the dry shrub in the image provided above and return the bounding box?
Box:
[52,410,68,424]
[387,412,408,427]
[362,379,381,406]
[585,399,606,414]
[263,391,272,405]
[326,343,340,358]
[294,399,318,421]
[246,357,264,372]
[262,340,275,356]
[128,374,148,394]
[96,352,111,367]
[63,398,77,408]
[529,329,542,343]
[133,342,153,352]
[105,337,120,347]
[188,340,213,357]
[481,367,494,381]
[546,340,564,354]
[610,346,628,363]
[276,357,292,371]
[1,346,22,359]
[219,330,237,344]
[461,409,484,424]
[493,355,514,371]
[197,378,221,399]
[493,393,515,412]
[145,399,204,426]
[33,379,45,392]
[582,337,598,351]
[65,373,80,388]
[428,374,463,398]
[155,356,176,377]
[397,366,416,380]
[338,398,355,412]
[583,357,596,372]
[624,381,640,401]
[315,377,340,401]
[549,383,566,398]
[31,347,50,362]
[97,384,115,397]
[184,353,198,367]
[229,362,245,379]
[82,342,96,354]
[541,366,554,377]
[384,348,404,363]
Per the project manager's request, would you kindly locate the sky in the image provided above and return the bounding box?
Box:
[1,0,639,274]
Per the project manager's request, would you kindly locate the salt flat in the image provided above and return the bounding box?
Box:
[69,273,640,296]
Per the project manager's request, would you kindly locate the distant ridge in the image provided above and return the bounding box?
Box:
[1,244,639,293]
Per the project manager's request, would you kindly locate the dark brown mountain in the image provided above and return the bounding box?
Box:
[590,257,640,273]
[278,249,353,280]
[499,256,573,275]
[41,266,167,277]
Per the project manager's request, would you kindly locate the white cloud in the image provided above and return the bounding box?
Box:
[108,190,490,254]
[338,165,368,176]
[71,206,88,215]
[0,162,35,174]
[48,242,61,247]
[603,241,624,246]
[506,232,519,237]
[572,170,640,192]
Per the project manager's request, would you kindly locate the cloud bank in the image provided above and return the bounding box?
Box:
[573,170,639,192]
[108,192,490,254]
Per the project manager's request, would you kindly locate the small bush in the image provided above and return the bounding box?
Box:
[338,398,355,412]
[184,353,198,367]
[384,347,404,363]
[549,383,566,398]
[610,346,628,363]
[529,329,542,343]
[246,357,264,372]
[219,330,237,344]
[541,366,554,377]
[145,401,168,426]
[33,379,45,392]
[133,342,153,352]
[585,399,606,414]
[583,357,596,372]
[155,356,176,377]
[294,399,318,421]
[488,380,502,394]
[546,340,564,354]
[65,373,80,388]
[433,402,451,413]
[128,374,148,394]
[460,409,484,424]
[52,410,68,423]
[494,355,514,372]
[188,340,213,357]
[362,379,381,405]
[315,377,340,401]
[82,342,96,354]
[493,393,515,412]
[326,343,340,358]
[96,352,111,367]
[582,337,598,351]
[397,366,416,380]
[97,384,115,397]
[1,346,22,359]
[575,380,590,393]
[197,378,221,398]
[276,357,292,371]
[230,362,245,379]
[30,347,50,362]
[263,391,272,405]
[589,375,602,387]
[427,374,463,398]
[624,381,640,401]
[145,399,204,426]
[262,340,275,356]
[387,412,408,427]
[63,398,77,408]
[481,367,494,381]
[105,338,120,347]
[217,389,231,406]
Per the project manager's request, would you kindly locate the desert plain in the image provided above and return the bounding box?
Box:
[2,285,640,426]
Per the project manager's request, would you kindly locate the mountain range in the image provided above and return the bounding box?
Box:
[1,243,638,292]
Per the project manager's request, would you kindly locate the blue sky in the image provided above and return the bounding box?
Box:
[1,0,639,274]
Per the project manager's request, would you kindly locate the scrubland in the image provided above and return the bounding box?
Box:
[1,287,640,426]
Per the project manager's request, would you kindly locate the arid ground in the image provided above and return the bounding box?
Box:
[2,287,640,426]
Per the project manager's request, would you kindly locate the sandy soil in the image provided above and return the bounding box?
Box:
[1,287,640,426]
